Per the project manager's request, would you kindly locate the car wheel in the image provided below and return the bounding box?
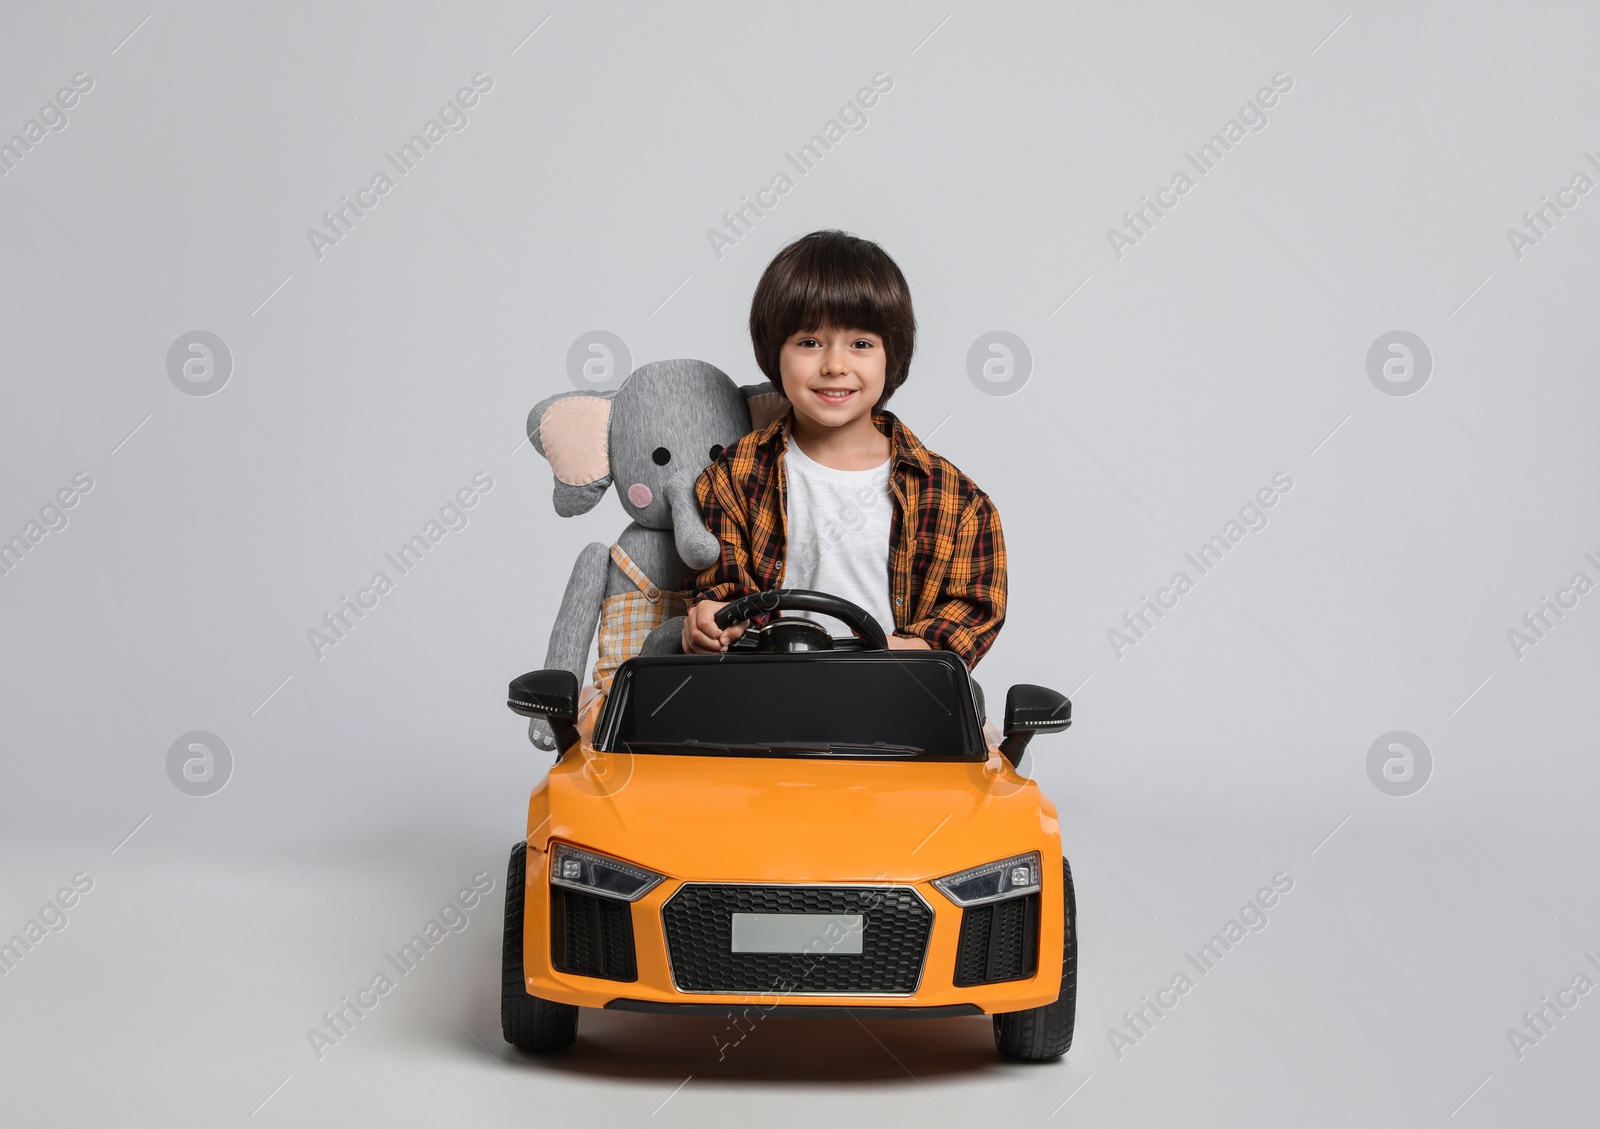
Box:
[993,854,1076,1061]
[502,840,579,1052]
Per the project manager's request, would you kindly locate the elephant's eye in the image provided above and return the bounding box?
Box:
[709,444,724,461]
[652,447,672,465]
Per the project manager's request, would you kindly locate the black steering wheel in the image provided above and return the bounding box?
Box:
[714,588,889,651]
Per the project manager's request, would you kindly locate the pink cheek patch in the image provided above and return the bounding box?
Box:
[627,483,653,507]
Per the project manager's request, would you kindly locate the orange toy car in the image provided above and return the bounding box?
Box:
[501,589,1076,1061]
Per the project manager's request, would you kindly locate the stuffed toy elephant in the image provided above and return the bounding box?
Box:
[525,358,783,749]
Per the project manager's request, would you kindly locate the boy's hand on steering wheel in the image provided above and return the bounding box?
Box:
[683,599,746,653]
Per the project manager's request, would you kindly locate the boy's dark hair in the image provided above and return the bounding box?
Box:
[749,229,916,407]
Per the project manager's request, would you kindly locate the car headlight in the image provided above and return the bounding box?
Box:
[549,843,665,902]
[932,851,1042,907]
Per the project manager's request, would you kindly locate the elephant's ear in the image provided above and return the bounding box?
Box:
[740,381,787,432]
[528,390,614,517]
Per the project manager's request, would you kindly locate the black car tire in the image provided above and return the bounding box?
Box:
[993,855,1077,1061]
[502,841,579,1052]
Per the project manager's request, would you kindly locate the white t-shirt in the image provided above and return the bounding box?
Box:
[780,438,896,638]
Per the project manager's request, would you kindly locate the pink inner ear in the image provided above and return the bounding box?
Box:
[628,483,653,507]
[540,396,612,485]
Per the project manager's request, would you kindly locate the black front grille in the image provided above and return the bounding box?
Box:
[953,894,1038,986]
[662,885,932,994]
[551,887,638,981]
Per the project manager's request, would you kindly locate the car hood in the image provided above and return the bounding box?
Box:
[536,749,1057,883]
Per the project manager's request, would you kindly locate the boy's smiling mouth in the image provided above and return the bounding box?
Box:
[812,387,857,404]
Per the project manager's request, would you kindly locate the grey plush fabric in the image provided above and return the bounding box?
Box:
[541,541,609,681]
[527,540,608,750]
[666,464,718,570]
[524,360,775,749]
[639,616,687,656]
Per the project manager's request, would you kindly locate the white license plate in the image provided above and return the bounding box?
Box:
[729,912,864,954]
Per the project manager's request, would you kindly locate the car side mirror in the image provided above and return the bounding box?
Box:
[507,669,581,754]
[999,684,1072,767]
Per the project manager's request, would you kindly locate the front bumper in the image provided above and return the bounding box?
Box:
[519,844,1065,1015]
[605,999,983,1018]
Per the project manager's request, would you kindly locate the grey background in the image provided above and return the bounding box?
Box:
[2,1,1596,1125]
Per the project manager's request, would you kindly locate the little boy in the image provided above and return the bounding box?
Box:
[681,229,1006,666]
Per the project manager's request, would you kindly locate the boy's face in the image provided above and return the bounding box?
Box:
[778,323,887,429]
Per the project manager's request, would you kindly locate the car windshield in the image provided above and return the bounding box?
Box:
[601,654,983,760]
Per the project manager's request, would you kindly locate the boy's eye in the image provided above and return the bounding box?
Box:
[652,447,672,465]
[709,444,724,461]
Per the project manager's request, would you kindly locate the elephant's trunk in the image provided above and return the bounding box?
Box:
[666,464,720,571]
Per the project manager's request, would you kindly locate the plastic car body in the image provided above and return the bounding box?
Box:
[502,590,1076,1060]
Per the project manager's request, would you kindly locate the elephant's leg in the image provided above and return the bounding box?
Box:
[640,615,687,656]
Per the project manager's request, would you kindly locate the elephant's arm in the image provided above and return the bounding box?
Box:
[543,541,610,682]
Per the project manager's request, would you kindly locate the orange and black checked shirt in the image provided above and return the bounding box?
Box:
[683,405,1007,667]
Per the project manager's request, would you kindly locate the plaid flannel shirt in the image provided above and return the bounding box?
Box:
[683,405,1007,667]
